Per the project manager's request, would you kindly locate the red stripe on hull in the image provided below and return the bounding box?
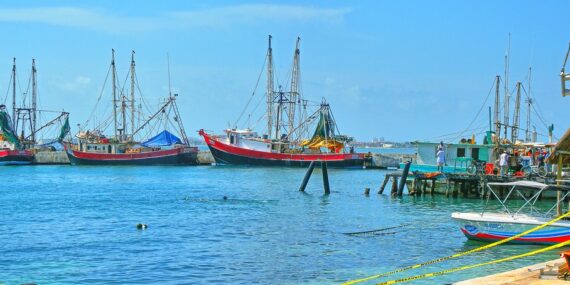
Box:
[65,144,198,165]
[0,149,34,165]
[199,130,367,166]
[460,228,570,245]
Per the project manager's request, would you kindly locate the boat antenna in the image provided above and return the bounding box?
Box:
[503,33,510,141]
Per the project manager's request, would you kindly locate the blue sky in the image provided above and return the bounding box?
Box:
[0,1,569,142]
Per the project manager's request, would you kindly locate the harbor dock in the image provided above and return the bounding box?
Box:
[455,258,568,284]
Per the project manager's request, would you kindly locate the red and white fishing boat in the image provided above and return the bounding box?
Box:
[200,36,369,168]
[65,50,198,165]
[452,181,570,245]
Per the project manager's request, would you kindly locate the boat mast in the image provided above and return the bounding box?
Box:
[266,35,274,139]
[112,49,118,140]
[289,37,301,138]
[525,67,532,142]
[130,50,136,141]
[12,58,16,128]
[503,34,510,141]
[31,59,37,144]
[493,75,500,141]
[511,82,521,143]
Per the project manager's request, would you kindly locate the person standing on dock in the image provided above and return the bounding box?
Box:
[436,146,445,172]
[499,150,509,176]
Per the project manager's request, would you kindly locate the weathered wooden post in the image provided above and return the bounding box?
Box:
[299,161,316,192]
[391,176,399,196]
[321,161,330,195]
[379,175,390,194]
[397,161,411,196]
[430,179,436,195]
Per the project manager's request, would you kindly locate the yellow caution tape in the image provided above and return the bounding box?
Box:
[375,238,570,285]
[342,210,570,285]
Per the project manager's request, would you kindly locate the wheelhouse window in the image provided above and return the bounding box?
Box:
[471,148,480,160]
[457,148,466,158]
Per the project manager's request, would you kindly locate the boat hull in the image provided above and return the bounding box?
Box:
[452,212,570,245]
[65,146,198,166]
[200,130,367,168]
[0,149,34,165]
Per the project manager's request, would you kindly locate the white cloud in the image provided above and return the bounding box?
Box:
[58,76,91,92]
[0,5,351,34]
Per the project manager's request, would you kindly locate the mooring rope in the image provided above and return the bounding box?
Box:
[342,210,570,285]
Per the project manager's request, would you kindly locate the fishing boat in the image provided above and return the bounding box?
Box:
[452,181,570,244]
[0,58,69,165]
[0,105,33,164]
[199,36,369,168]
[65,50,198,165]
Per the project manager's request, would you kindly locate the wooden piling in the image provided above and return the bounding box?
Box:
[430,179,436,195]
[321,162,330,195]
[391,176,399,196]
[379,176,390,194]
[397,161,411,196]
[299,161,316,192]
[452,181,459,197]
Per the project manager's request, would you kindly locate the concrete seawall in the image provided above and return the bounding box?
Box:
[34,151,70,164]
[197,151,215,165]
[30,149,415,168]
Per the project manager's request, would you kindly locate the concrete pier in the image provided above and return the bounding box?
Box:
[455,258,568,284]
[34,151,70,164]
[197,150,215,165]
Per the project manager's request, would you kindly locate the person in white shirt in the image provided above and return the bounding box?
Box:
[499,150,509,176]
[436,147,445,172]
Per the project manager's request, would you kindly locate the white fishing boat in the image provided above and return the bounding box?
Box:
[452,181,570,244]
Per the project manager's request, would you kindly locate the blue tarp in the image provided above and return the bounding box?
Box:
[141,130,183,147]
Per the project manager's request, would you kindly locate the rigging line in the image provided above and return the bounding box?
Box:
[235,51,268,127]
[84,63,112,128]
[2,72,13,105]
[134,73,154,115]
[455,79,496,139]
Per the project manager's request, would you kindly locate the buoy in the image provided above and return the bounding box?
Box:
[364,188,370,195]
[136,223,148,230]
[223,196,228,200]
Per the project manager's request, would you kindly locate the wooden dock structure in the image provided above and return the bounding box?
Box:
[379,170,558,198]
[455,258,569,284]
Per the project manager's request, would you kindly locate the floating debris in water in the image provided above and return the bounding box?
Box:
[136,223,148,230]
[343,224,409,236]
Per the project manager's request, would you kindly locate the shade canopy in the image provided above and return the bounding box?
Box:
[141,130,182,147]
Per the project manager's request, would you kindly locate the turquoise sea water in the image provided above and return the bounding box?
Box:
[0,165,561,285]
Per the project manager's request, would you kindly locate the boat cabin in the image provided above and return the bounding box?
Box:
[224,128,291,153]
[414,141,496,169]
